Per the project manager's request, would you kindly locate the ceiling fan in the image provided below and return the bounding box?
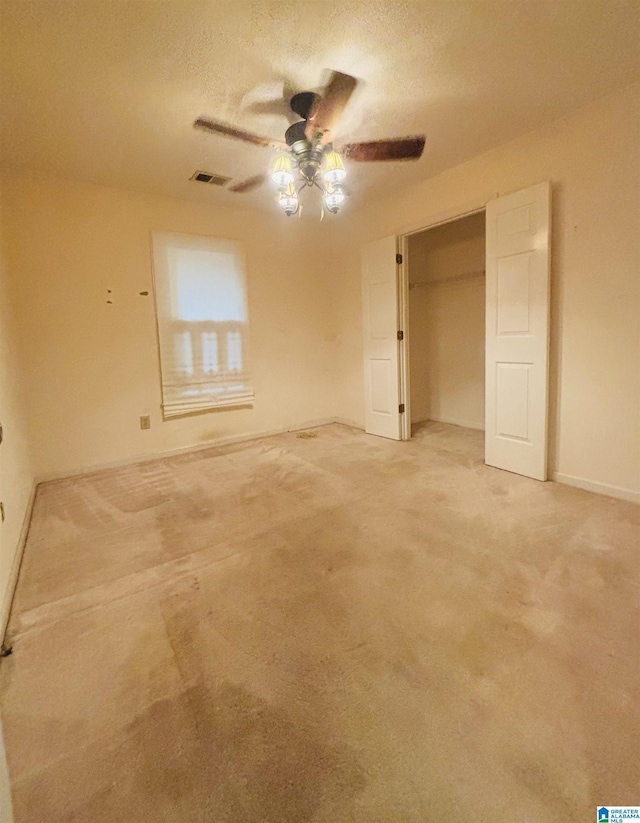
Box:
[194,70,426,216]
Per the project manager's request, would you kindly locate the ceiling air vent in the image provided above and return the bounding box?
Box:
[191,170,231,186]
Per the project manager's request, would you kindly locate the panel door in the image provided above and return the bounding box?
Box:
[362,236,402,440]
[485,182,551,480]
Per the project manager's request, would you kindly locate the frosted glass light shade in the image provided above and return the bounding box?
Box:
[277,183,299,215]
[324,183,345,212]
[323,150,346,183]
[272,155,294,187]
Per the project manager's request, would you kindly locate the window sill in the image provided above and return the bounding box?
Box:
[162,391,255,419]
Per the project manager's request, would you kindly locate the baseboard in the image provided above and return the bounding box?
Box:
[333,416,365,431]
[34,417,356,484]
[551,471,640,504]
[1,481,37,644]
[412,415,485,432]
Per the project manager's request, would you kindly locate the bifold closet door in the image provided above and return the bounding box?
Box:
[485,181,551,480]
[362,236,402,440]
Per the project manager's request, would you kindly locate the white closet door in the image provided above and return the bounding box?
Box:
[485,181,551,480]
[362,236,402,440]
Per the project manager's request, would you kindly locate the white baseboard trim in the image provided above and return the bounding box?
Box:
[333,416,365,431]
[412,415,485,432]
[34,417,359,484]
[551,471,640,504]
[1,481,38,644]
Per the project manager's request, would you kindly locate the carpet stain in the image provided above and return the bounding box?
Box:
[458,614,536,677]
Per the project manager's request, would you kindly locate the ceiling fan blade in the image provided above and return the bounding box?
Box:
[227,174,267,193]
[305,71,358,145]
[245,99,298,124]
[341,136,426,162]
[194,117,287,150]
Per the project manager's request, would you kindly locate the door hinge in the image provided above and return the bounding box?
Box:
[396,253,403,265]
[399,403,405,414]
[397,330,404,341]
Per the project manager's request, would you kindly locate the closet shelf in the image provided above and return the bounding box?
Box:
[409,269,485,289]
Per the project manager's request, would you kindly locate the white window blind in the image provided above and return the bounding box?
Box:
[151,232,253,417]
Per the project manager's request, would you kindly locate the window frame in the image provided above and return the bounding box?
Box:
[150,231,254,419]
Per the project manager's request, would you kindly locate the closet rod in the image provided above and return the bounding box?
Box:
[409,269,485,289]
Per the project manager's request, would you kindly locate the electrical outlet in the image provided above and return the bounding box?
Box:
[140,415,151,430]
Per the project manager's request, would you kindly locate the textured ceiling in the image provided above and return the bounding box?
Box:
[2,1,640,214]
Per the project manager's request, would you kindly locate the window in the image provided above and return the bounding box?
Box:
[151,232,253,417]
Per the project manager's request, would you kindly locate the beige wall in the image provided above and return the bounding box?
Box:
[408,213,485,428]
[0,191,33,631]
[0,716,12,823]
[3,173,337,478]
[336,81,640,499]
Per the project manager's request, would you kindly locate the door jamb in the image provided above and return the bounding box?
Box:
[397,236,411,440]
[398,204,488,441]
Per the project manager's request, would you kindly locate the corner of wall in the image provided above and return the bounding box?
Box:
[0,178,36,641]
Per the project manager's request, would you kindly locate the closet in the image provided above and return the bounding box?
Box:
[408,211,486,433]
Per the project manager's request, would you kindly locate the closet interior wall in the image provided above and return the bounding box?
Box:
[408,212,486,431]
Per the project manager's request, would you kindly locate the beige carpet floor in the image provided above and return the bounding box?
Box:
[1,422,638,822]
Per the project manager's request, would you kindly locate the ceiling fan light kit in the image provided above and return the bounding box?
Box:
[194,70,426,219]
[271,147,348,217]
